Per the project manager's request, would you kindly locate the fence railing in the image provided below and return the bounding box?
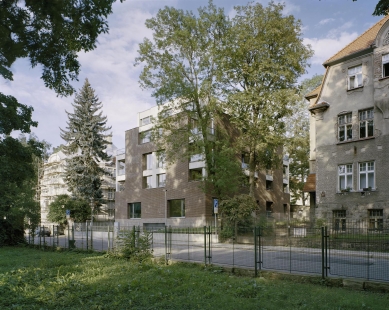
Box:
[25,223,389,282]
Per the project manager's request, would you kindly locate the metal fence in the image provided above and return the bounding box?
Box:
[25,222,389,282]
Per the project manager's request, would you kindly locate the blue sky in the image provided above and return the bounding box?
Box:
[1,0,383,150]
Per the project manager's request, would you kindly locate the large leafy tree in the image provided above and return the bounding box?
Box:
[0,0,122,96]
[0,100,44,245]
[219,2,313,197]
[47,195,91,225]
[135,2,244,198]
[0,1,121,243]
[286,75,323,206]
[60,79,111,219]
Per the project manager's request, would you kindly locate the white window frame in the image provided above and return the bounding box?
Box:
[338,113,352,142]
[348,65,362,90]
[338,164,353,191]
[157,151,166,168]
[140,130,151,144]
[383,54,389,78]
[359,161,375,190]
[359,109,374,139]
[157,173,166,187]
[145,153,153,170]
[140,116,151,126]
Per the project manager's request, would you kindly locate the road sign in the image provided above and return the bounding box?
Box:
[213,198,218,214]
[66,209,70,219]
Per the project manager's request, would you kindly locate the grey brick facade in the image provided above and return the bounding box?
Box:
[307,15,389,226]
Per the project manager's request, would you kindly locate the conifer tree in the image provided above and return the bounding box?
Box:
[60,79,111,217]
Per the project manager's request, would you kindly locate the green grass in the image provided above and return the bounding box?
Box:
[1,246,388,309]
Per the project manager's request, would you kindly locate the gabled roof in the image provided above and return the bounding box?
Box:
[324,15,389,66]
[305,85,321,100]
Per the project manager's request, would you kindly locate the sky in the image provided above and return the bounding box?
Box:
[1,0,384,151]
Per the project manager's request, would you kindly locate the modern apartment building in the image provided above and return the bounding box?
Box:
[305,15,389,228]
[114,105,290,228]
[40,138,117,226]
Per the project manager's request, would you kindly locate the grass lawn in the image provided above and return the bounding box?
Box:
[0,246,388,309]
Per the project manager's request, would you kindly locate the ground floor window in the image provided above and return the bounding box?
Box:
[128,202,141,219]
[333,210,346,231]
[369,209,383,230]
[169,199,185,218]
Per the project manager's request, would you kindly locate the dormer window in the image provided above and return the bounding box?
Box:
[382,54,389,78]
[348,65,362,90]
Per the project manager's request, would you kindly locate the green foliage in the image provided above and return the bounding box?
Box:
[47,195,91,224]
[109,228,153,262]
[136,2,234,197]
[0,0,122,96]
[219,194,259,239]
[1,247,389,309]
[373,0,389,15]
[219,1,313,196]
[61,79,112,207]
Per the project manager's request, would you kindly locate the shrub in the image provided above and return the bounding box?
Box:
[109,228,153,262]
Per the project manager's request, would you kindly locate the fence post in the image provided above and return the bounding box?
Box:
[204,226,207,265]
[321,226,325,279]
[86,223,89,250]
[367,227,370,281]
[325,226,328,278]
[254,227,258,277]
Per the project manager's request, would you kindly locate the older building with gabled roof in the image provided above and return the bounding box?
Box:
[305,15,389,228]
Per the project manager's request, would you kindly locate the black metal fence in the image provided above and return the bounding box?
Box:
[25,222,389,282]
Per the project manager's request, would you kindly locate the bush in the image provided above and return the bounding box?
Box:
[109,228,153,262]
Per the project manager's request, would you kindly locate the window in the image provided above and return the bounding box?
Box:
[140,116,151,126]
[266,201,273,218]
[157,151,166,168]
[189,168,203,181]
[338,113,352,142]
[359,161,375,190]
[242,153,249,169]
[333,210,346,232]
[283,183,289,193]
[107,189,114,200]
[348,65,362,89]
[338,164,353,191]
[369,209,383,230]
[359,109,374,138]
[383,54,389,78]
[266,180,273,190]
[118,160,125,176]
[157,173,166,187]
[128,202,141,219]
[140,130,151,144]
[169,199,185,217]
[143,175,152,189]
[143,153,153,170]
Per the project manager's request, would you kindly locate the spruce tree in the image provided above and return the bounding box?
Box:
[60,79,111,216]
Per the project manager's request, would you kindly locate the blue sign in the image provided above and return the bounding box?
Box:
[66,209,70,216]
[213,199,218,214]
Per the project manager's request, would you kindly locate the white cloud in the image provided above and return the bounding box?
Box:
[319,18,335,26]
[304,31,359,65]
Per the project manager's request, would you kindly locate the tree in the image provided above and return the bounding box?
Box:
[135,2,243,198]
[60,79,111,219]
[1,1,121,244]
[47,195,91,225]
[219,2,313,197]
[219,194,259,240]
[1,0,123,96]
[286,75,323,206]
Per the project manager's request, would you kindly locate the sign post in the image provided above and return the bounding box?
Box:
[213,198,218,236]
